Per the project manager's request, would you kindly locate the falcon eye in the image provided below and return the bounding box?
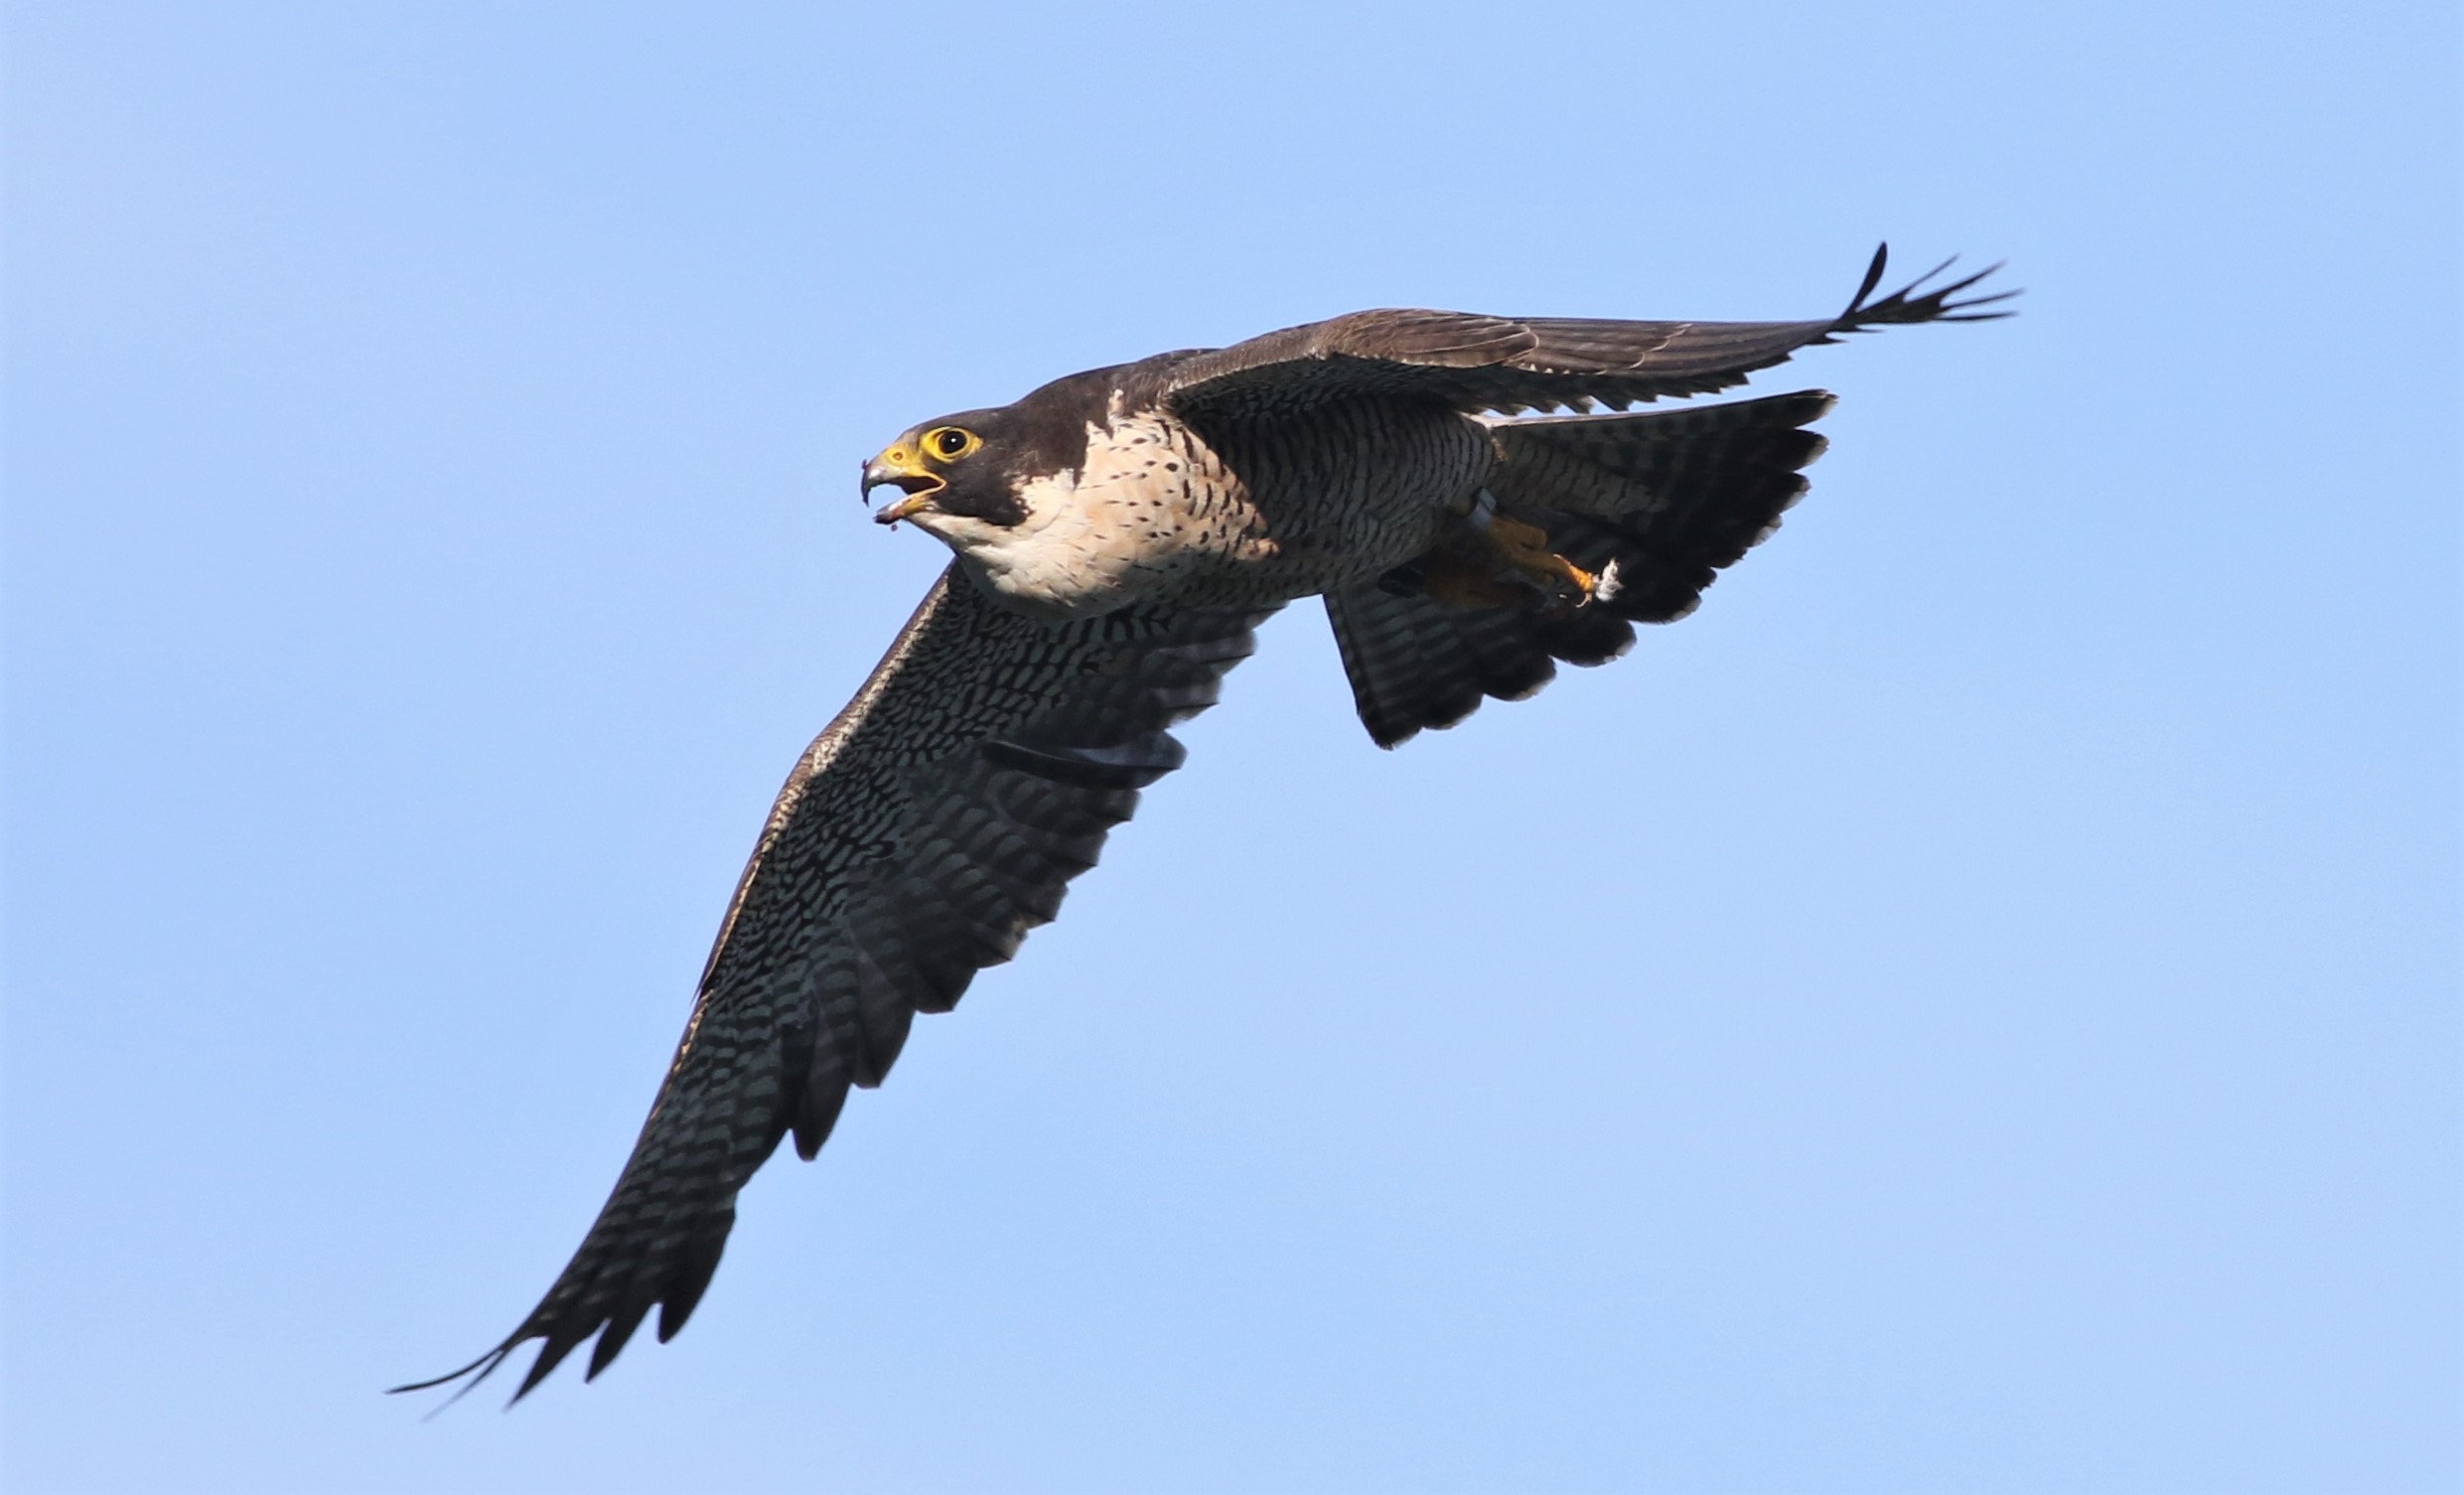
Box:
[925,426,979,461]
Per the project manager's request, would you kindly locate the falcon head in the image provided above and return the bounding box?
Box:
[861,368,1117,541]
[862,410,1030,531]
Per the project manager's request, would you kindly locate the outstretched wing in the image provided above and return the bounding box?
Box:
[398,571,1270,1403]
[1157,245,2012,421]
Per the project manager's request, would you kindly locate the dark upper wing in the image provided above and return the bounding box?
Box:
[1155,245,2012,421]
[397,570,1271,1403]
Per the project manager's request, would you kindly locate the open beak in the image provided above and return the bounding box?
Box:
[862,449,944,525]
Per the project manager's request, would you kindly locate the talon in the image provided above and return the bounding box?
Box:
[1485,515,1598,606]
[1412,512,1598,609]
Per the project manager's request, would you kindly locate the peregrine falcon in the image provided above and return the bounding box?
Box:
[399,246,2009,1402]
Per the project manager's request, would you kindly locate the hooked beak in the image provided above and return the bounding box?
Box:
[862,448,944,525]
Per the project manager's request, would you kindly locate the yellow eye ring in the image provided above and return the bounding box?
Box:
[923,426,979,461]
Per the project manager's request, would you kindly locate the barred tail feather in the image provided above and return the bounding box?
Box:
[1493,389,1833,624]
[1325,585,1634,749]
[1326,389,1835,747]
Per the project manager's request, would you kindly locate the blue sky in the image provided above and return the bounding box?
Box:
[5,2,2457,1491]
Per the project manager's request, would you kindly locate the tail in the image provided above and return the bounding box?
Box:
[1325,389,1833,747]
[1493,387,1834,623]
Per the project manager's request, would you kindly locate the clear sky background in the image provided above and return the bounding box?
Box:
[5,3,2457,1492]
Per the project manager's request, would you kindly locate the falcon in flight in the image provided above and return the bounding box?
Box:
[400,246,2009,1402]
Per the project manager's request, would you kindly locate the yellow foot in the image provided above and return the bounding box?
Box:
[1487,515,1599,603]
[1416,514,1597,609]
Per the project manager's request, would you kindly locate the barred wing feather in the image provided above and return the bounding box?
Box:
[1160,244,2011,421]
[396,571,1269,1402]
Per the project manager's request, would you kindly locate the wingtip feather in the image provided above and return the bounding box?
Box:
[386,1340,525,1418]
[1846,242,1891,314]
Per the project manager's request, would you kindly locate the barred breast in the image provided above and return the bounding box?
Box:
[944,395,1495,619]
[1179,396,1496,607]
